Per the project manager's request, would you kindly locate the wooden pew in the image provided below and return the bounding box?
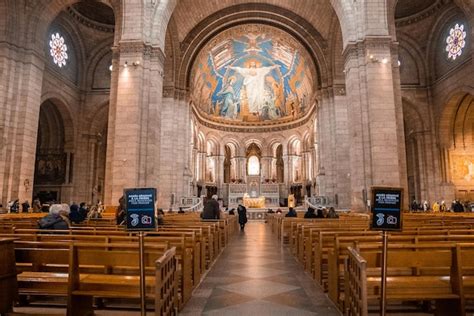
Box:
[67,243,175,316]
[0,238,18,315]
[345,244,463,316]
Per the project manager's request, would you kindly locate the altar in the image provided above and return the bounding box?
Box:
[243,194,265,208]
[227,175,280,207]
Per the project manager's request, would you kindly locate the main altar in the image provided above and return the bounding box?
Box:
[227,175,280,208]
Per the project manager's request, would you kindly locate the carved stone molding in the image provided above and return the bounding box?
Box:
[118,41,165,66]
[67,7,115,33]
[395,1,444,27]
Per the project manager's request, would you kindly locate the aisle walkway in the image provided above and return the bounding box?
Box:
[180,222,341,315]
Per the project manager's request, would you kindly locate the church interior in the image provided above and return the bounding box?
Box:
[0,0,473,315]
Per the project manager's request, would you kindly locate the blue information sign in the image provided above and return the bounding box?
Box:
[125,188,157,231]
[370,187,403,231]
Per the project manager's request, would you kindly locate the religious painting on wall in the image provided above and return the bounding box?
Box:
[34,151,67,184]
[191,24,316,125]
[451,154,474,184]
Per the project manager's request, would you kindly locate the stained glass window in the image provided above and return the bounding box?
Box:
[446,24,467,61]
[49,33,68,68]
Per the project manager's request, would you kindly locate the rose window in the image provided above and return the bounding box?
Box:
[49,33,68,68]
[446,24,467,61]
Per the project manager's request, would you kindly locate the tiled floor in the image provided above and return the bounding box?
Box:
[180,221,341,316]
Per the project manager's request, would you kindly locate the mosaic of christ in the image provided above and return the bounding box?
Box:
[191,24,315,124]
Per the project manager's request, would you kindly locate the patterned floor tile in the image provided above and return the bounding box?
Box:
[218,279,300,299]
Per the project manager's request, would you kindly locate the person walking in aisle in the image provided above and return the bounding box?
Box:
[237,203,248,231]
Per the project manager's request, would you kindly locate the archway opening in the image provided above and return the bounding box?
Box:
[33,100,72,204]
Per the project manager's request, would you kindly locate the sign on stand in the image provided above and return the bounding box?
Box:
[124,187,157,316]
[125,188,157,231]
[371,187,403,231]
[370,186,403,316]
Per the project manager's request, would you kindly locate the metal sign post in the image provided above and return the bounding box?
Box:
[139,231,146,316]
[370,187,403,316]
[380,230,388,316]
[125,187,157,316]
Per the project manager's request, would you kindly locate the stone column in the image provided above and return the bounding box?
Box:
[0,42,45,206]
[261,156,272,180]
[104,41,165,205]
[343,37,408,211]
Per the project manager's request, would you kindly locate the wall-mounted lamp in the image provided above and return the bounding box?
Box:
[124,61,128,68]
[109,64,113,71]
[368,55,389,64]
[132,61,140,67]
[368,54,380,63]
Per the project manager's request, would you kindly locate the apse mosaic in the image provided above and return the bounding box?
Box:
[191,24,315,125]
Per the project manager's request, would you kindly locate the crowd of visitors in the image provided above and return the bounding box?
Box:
[410,199,473,213]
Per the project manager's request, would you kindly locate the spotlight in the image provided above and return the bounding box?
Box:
[132,61,140,67]
[109,65,113,71]
[124,61,128,68]
[398,60,401,67]
[381,58,388,64]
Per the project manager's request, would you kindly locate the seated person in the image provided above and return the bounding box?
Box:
[38,204,71,230]
[326,207,339,218]
[69,203,85,224]
[21,200,30,213]
[32,198,42,213]
[285,207,297,217]
[157,208,165,225]
[316,208,325,218]
[78,202,88,218]
[304,207,317,218]
[202,195,220,219]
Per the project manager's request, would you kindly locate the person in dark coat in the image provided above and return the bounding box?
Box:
[454,200,465,213]
[285,207,297,217]
[79,202,88,218]
[237,204,248,230]
[316,208,325,218]
[202,195,220,219]
[21,200,30,213]
[69,203,85,224]
[304,207,317,218]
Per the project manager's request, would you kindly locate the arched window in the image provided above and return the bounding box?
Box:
[248,156,260,175]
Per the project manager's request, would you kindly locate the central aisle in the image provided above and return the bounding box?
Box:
[180,221,341,315]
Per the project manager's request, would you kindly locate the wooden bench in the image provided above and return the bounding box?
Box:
[328,234,474,308]
[0,238,18,315]
[345,244,463,316]
[67,243,175,316]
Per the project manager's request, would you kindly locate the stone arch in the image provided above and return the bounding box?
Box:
[439,89,474,148]
[39,94,75,150]
[397,32,428,86]
[150,0,178,49]
[85,40,114,90]
[329,0,357,47]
